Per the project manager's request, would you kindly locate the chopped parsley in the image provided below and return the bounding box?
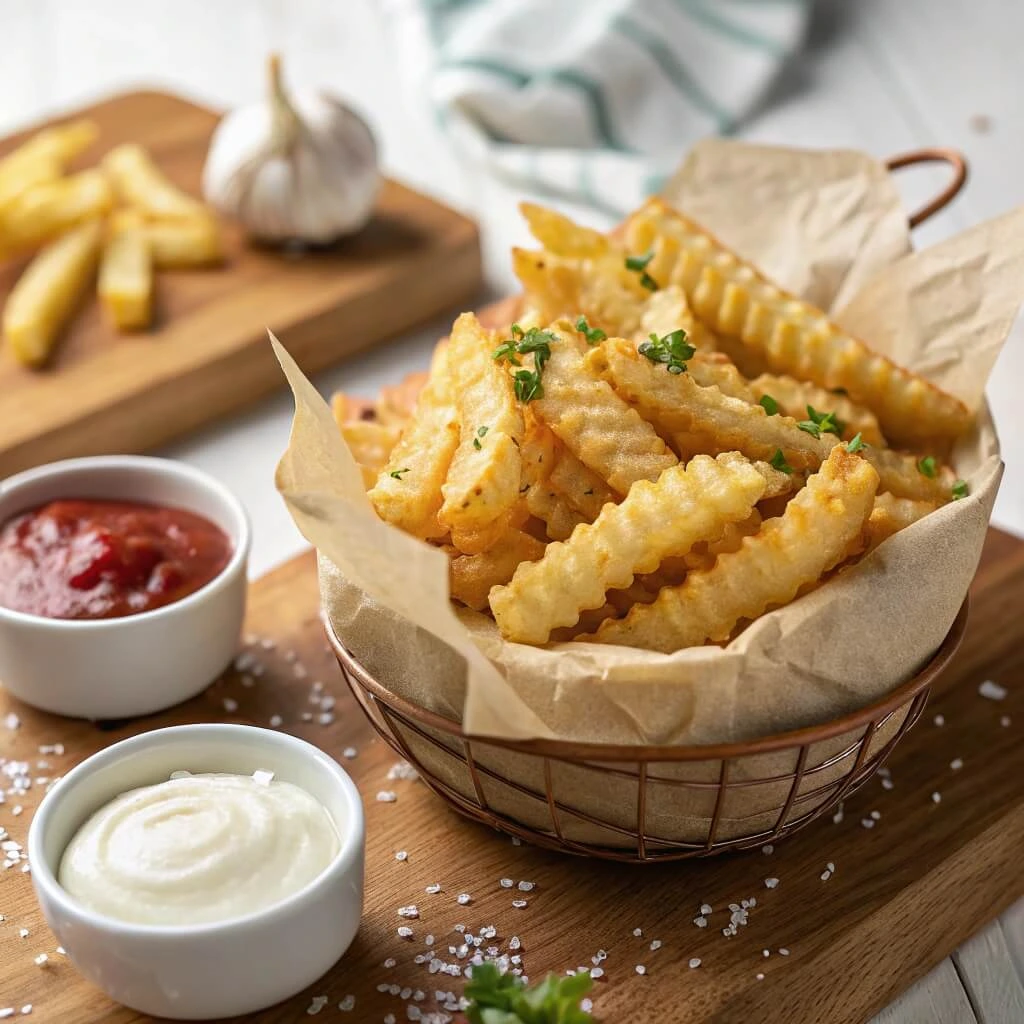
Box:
[770,448,794,475]
[952,479,969,500]
[574,315,606,345]
[758,394,779,416]
[845,432,866,453]
[797,404,844,439]
[917,455,938,479]
[389,467,410,480]
[493,324,556,403]
[638,328,695,374]
[625,250,658,291]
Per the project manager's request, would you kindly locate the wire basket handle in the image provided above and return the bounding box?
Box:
[885,148,968,228]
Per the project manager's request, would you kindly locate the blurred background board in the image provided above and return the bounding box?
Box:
[0,528,1020,1022]
[0,91,482,476]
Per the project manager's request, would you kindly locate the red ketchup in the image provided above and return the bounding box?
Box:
[0,500,232,620]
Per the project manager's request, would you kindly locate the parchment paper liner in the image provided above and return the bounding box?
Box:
[277,140,1018,845]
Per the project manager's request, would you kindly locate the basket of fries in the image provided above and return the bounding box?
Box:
[276,141,1016,860]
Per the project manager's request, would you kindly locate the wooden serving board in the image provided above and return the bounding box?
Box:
[0,530,1021,1024]
[0,91,482,476]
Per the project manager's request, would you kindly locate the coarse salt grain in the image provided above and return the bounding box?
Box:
[396,851,409,862]
[377,791,397,803]
[649,939,662,951]
[383,958,397,968]
[18,929,28,939]
[764,878,779,889]
[500,878,514,888]
[457,893,472,905]
[398,906,419,919]
[343,747,357,759]
[306,996,328,1015]
[761,844,774,855]
[635,965,646,975]
[252,770,274,787]
[861,818,875,829]
[517,881,534,892]
[779,948,790,956]
[694,916,707,927]
[338,995,355,1011]
[425,935,434,945]
[0,1011,11,1020]
[269,715,283,728]
[882,778,895,790]
[591,967,604,979]
[33,954,47,966]
[932,791,942,804]
[1001,715,1011,727]
[317,712,334,726]
[4,714,20,731]
[762,949,770,957]
[398,926,414,938]
[951,758,964,771]
[222,698,238,713]
[979,680,1007,701]
[632,927,643,937]
[689,958,701,969]
[384,1015,396,1024]
[301,712,313,722]
[756,972,765,981]
[425,884,441,894]
[700,903,712,915]
[934,714,945,726]
[511,899,528,909]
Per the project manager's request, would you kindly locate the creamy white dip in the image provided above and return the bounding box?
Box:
[58,771,340,926]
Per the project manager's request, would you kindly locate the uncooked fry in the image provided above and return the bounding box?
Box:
[98,222,153,330]
[140,214,224,268]
[533,324,677,495]
[628,198,972,447]
[438,313,525,553]
[3,219,102,367]
[449,529,546,610]
[489,454,767,644]
[368,346,459,539]
[588,446,879,651]
[587,337,833,470]
[103,143,205,219]
[752,373,885,446]
[0,169,113,256]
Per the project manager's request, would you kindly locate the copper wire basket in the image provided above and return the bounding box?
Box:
[327,149,971,862]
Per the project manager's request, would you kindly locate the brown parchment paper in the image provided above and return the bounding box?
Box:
[275,142,1019,845]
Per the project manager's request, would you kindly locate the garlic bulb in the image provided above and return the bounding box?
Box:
[202,55,379,244]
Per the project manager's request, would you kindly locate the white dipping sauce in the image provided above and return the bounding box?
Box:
[58,772,340,926]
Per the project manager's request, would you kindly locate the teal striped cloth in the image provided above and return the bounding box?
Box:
[385,0,811,215]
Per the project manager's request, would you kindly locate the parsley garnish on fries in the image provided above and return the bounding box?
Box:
[845,432,866,453]
[917,455,937,478]
[759,394,779,416]
[473,425,489,450]
[638,328,694,374]
[575,316,607,345]
[462,962,594,1024]
[625,250,659,290]
[493,324,556,402]
[770,448,794,474]
[797,404,844,439]
[389,467,410,480]
[952,479,969,499]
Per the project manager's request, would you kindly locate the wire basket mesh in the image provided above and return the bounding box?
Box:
[326,600,967,862]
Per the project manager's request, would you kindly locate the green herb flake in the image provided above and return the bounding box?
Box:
[472,437,482,450]
[770,449,794,475]
[494,326,557,403]
[952,479,969,500]
[513,368,543,403]
[759,394,779,416]
[801,404,845,438]
[389,468,410,480]
[625,250,659,291]
[845,432,865,453]
[638,328,695,375]
[917,455,938,479]
[574,316,607,345]
[463,961,594,1024]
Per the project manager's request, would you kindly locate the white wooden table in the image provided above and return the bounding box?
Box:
[2,1,1022,1020]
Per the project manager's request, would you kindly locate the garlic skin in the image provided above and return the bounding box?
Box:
[202,56,379,244]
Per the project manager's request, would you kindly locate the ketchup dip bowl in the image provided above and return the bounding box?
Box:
[28,724,365,1020]
[0,455,250,719]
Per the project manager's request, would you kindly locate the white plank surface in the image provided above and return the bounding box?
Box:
[0,2,1022,1021]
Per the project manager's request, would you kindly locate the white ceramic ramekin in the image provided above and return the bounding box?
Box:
[28,724,365,1020]
[0,455,250,719]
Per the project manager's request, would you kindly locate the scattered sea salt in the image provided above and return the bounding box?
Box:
[18,929,28,939]
[252,770,274,787]
[398,926,414,938]
[33,954,47,966]
[343,747,357,759]
[756,972,765,981]
[861,818,875,829]
[761,844,774,855]
[306,995,328,1015]
[700,903,712,915]
[5,714,21,730]
[1001,715,1012,727]
[950,758,963,771]
[377,791,397,803]
[395,851,408,862]
[632,928,643,938]
[590,967,604,979]
[979,680,1007,701]
[882,778,895,790]
[457,893,472,905]
[762,949,770,958]
[779,948,790,956]
[689,958,701,969]
[387,761,419,781]
[517,881,535,892]
[301,712,313,722]
[649,940,662,951]
[222,698,238,713]
[398,906,419,919]
[0,1011,12,1020]
[694,916,708,927]
[511,899,528,909]
[425,884,442,894]
[934,713,945,726]
[932,791,942,804]
[317,712,334,726]
[764,878,779,889]
[338,995,355,1011]
[635,965,646,975]
[383,958,397,968]
[269,715,283,728]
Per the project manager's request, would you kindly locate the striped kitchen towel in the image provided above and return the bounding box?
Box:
[384,0,811,215]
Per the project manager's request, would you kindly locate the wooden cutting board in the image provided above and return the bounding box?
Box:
[0,529,1021,1024]
[0,91,482,477]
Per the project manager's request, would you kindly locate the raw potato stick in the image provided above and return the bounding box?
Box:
[490,453,767,644]
[438,314,525,554]
[752,372,886,446]
[98,222,153,330]
[588,446,879,652]
[628,198,972,448]
[3,219,102,367]
[532,324,677,495]
[369,346,460,540]
[103,143,206,220]
[450,529,546,611]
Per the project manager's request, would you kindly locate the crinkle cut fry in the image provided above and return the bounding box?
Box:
[450,528,547,611]
[368,345,459,540]
[489,454,767,645]
[587,446,879,652]
[751,373,886,446]
[532,323,677,496]
[438,313,526,553]
[586,337,834,471]
[628,198,973,448]
[519,414,586,541]
[864,493,937,553]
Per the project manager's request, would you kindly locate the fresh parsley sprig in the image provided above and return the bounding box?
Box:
[845,433,866,453]
[638,328,695,375]
[472,426,489,451]
[462,963,594,1024]
[389,467,410,480]
[952,479,969,500]
[625,250,659,291]
[797,404,844,439]
[758,394,779,416]
[493,324,556,403]
[574,316,606,345]
[917,455,937,479]
[770,449,794,475]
